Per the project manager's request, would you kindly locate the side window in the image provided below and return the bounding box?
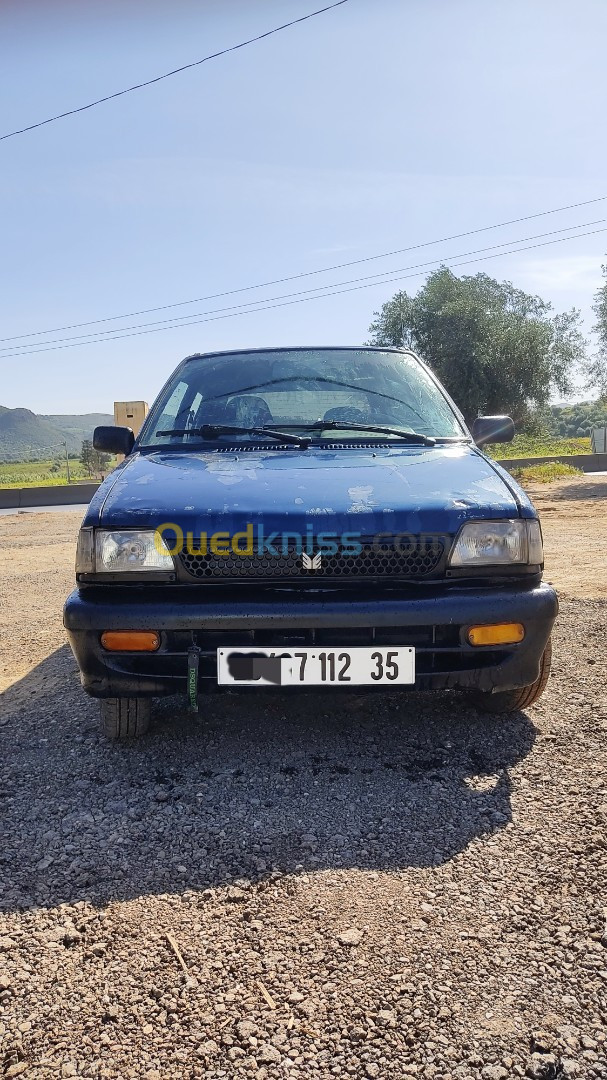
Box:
[149,381,189,439]
[189,391,203,426]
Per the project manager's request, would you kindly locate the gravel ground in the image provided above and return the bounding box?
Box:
[0,497,606,1080]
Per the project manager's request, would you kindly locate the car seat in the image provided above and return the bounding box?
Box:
[322,406,368,424]
[224,395,274,426]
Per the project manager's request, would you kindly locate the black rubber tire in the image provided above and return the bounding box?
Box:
[471,638,552,715]
[100,697,151,740]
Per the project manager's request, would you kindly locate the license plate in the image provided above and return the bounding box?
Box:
[217,646,415,686]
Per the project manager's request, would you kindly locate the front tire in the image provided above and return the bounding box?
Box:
[100,697,151,740]
[471,638,552,715]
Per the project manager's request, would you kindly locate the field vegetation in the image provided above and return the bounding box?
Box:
[0,459,94,489]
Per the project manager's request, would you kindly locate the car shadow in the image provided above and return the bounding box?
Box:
[533,478,607,501]
[0,644,536,912]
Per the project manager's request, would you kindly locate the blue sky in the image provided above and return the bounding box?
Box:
[1,0,606,414]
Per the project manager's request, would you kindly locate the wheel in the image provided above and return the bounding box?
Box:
[100,697,151,739]
[471,638,552,715]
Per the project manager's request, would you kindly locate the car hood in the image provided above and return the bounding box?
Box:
[85,444,533,538]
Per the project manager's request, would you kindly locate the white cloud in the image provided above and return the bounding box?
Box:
[507,254,605,299]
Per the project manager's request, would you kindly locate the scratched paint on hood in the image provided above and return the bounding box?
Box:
[348,485,375,513]
[204,456,260,488]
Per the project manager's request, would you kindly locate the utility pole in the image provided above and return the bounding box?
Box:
[63,440,71,483]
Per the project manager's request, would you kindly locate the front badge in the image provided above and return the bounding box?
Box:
[302,551,322,571]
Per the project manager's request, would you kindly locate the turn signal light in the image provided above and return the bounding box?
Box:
[101,631,160,652]
[468,623,525,646]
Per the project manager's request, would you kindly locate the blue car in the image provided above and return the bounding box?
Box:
[64,346,557,739]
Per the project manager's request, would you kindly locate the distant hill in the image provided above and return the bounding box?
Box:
[0,407,113,462]
[41,413,116,445]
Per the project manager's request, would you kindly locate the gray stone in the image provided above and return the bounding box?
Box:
[337,928,364,946]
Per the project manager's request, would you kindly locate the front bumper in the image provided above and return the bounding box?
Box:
[63,582,558,699]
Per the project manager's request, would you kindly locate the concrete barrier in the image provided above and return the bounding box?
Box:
[496,453,607,473]
[0,483,99,510]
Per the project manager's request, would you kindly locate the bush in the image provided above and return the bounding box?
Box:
[510,462,583,484]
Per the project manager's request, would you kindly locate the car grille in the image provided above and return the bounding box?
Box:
[179,537,445,581]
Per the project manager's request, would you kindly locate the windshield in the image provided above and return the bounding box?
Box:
[139,348,466,446]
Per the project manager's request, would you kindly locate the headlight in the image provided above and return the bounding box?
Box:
[75,528,174,573]
[96,530,174,572]
[449,520,543,566]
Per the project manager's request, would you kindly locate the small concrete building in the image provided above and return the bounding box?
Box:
[114,401,148,438]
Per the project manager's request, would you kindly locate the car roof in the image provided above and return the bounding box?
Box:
[181,345,417,363]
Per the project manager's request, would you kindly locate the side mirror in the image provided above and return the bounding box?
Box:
[471,415,515,447]
[93,425,135,456]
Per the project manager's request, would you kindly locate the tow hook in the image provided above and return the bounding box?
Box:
[187,645,201,712]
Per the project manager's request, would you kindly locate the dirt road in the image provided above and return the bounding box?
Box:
[524,474,607,599]
[0,479,606,1079]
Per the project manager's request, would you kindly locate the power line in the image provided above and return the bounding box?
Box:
[3,194,606,345]
[0,0,350,142]
[1,441,68,460]
[1,218,602,353]
[3,225,605,360]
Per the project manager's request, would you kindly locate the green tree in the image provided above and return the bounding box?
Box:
[367,268,586,425]
[586,264,607,400]
[80,438,94,476]
[92,448,111,476]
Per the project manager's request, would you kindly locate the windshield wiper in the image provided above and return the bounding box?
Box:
[157,421,435,447]
[157,425,310,447]
[295,421,436,445]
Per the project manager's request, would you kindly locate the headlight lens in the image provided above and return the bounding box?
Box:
[449,520,543,566]
[95,530,174,572]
